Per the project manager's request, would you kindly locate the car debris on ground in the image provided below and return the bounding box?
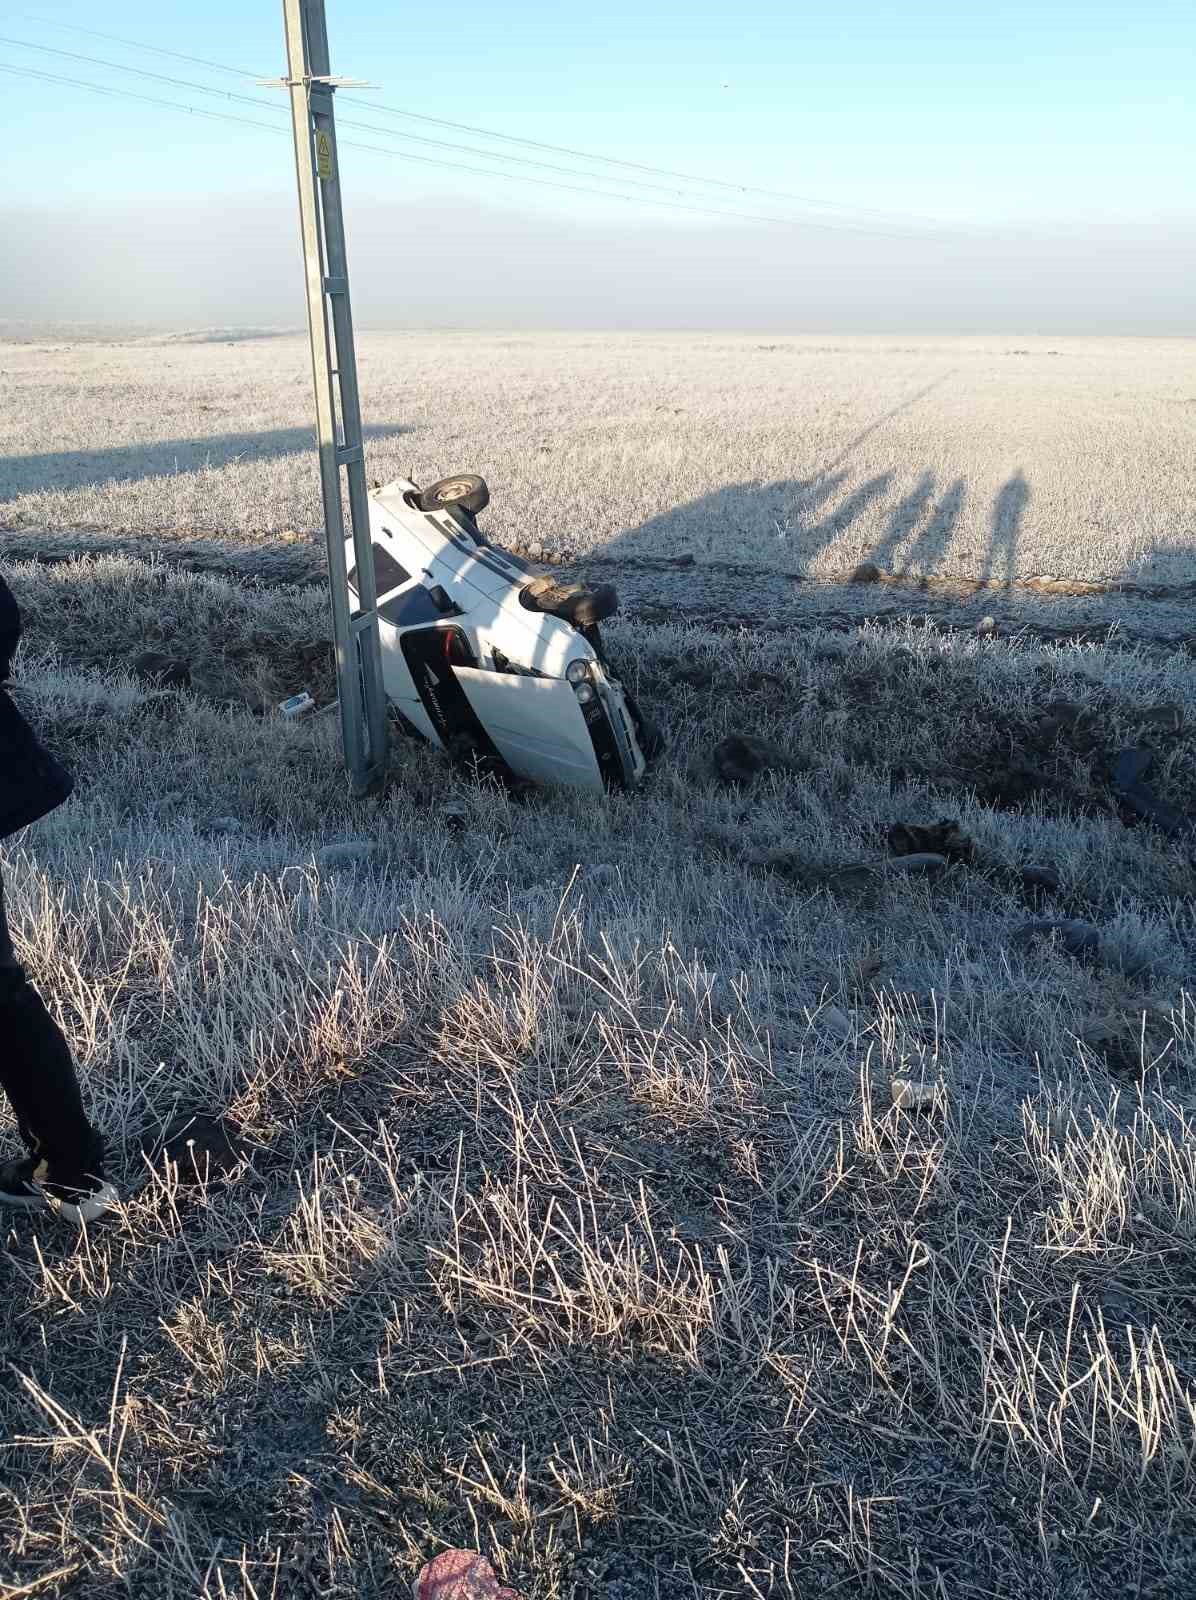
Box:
[890,1076,937,1111]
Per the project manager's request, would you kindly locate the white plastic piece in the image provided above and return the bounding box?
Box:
[891,1077,937,1110]
[279,691,316,720]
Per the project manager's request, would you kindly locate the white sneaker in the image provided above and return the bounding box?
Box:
[0,1155,119,1223]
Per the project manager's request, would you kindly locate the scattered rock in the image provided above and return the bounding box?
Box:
[296,639,332,669]
[850,562,882,584]
[885,852,949,878]
[131,650,190,688]
[241,682,271,716]
[742,669,784,692]
[818,1004,853,1039]
[815,638,851,662]
[1020,863,1062,902]
[712,733,803,785]
[848,950,885,991]
[976,763,1061,810]
[822,862,883,897]
[745,847,809,881]
[188,663,243,704]
[1112,748,1187,837]
[953,960,989,984]
[147,1111,244,1185]
[1012,918,1103,961]
[674,663,719,690]
[887,819,974,864]
[1078,1013,1152,1077]
[891,1077,936,1111]
[315,842,381,868]
[842,662,890,703]
[1038,699,1090,740]
[413,1549,524,1600]
[1028,924,1164,981]
[1140,702,1184,733]
[526,542,545,560]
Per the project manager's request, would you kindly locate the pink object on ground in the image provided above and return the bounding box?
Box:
[412,1548,524,1600]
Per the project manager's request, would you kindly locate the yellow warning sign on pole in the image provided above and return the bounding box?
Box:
[315,130,333,180]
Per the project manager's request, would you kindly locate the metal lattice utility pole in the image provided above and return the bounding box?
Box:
[275,0,387,794]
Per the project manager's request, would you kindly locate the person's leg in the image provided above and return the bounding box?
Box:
[0,864,108,1210]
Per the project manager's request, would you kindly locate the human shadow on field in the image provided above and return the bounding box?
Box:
[851,468,1022,586]
[981,469,1029,588]
[802,471,896,547]
[593,465,1018,590]
[598,371,969,565]
[612,461,1187,601]
[592,370,971,576]
[0,423,411,504]
[864,472,969,579]
[599,470,900,572]
[608,470,847,560]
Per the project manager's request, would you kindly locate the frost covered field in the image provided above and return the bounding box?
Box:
[2,329,1194,586]
[1,329,1195,1599]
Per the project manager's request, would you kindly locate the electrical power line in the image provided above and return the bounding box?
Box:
[16,12,258,81]
[337,99,957,231]
[0,61,290,135]
[0,33,885,216]
[13,10,998,234]
[0,55,974,242]
[0,33,287,112]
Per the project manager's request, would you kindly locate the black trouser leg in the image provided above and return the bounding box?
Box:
[0,865,103,1180]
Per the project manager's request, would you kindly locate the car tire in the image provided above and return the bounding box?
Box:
[416,475,490,516]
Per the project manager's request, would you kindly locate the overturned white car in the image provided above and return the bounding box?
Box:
[345,475,661,792]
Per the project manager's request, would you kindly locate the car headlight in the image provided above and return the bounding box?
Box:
[574,681,597,705]
[565,658,591,685]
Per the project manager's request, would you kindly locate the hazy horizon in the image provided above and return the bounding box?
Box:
[8,195,1196,337]
[5,3,1195,336]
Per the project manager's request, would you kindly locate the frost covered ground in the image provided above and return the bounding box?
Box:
[3,330,1194,586]
[1,330,1195,1598]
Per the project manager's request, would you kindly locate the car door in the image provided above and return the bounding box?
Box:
[451,668,603,791]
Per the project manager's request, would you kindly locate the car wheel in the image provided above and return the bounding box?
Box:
[416,474,490,516]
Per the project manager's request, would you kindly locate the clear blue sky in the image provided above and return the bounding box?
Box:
[3,0,1193,225]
